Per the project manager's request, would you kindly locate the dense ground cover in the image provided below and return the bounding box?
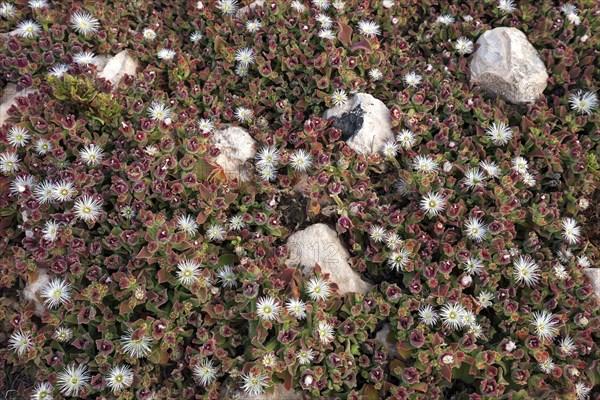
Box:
[0,0,598,399]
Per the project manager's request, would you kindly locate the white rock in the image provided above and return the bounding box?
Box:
[211,125,257,181]
[323,93,394,155]
[0,83,36,125]
[469,27,548,104]
[286,223,371,295]
[98,50,138,85]
[584,269,600,298]
[236,0,265,18]
[23,269,49,316]
[224,383,304,400]
[375,324,400,358]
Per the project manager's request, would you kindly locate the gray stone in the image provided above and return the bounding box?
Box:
[211,125,257,182]
[23,269,49,316]
[584,269,600,298]
[98,50,138,85]
[224,382,304,400]
[469,27,548,104]
[323,93,394,155]
[0,83,37,125]
[375,324,400,359]
[236,0,265,18]
[286,223,371,296]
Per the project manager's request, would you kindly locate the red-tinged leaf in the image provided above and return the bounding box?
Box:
[412,382,429,392]
[521,116,534,133]
[351,39,373,53]
[441,365,452,382]
[280,370,293,391]
[362,384,379,400]
[119,301,133,315]
[148,347,169,365]
[275,268,297,285]
[157,268,169,284]
[136,246,152,259]
[337,21,353,47]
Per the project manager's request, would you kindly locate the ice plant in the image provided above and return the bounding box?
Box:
[440,303,466,330]
[454,37,474,55]
[388,248,410,271]
[575,383,590,400]
[53,327,73,342]
[42,220,60,241]
[240,371,269,397]
[384,232,402,250]
[8,329,34,356]
[193,359,217,386]
[369,225,386,243]
[289,149,313,171]
[477,291,494,308]
[369,68,383,81]
[73,52,97,66]
[418,305,439,326]
[306,276,331,301]
[57,364,90,397]
[7,127,30,147]
[317,321,335,344]
[41,278,72,308]
[73,195,103,222]
[0,2,15,18]
[216,0,238,15]
[463,257,484,275]
[381,140,399,158]
[568,91,598,115]
[256,296,281,321]
[176,259,202,286]
[157,48,176,60]
[216,265,237,288]
[142,28,156,40]
[420,191,446,217]
[558,336,577,356]
[285,298,307,319]
[256,146,281,167]
[234,107,253,123]
[16,20,41,37]
[79,144,104,166]
[235,47,255,67]
[228,215,246,231]
[436,14,455,25]
[0,152,20,174]
[404,72,423,87]
[120,329,153,359]
[205,223,226,241]
[530,310,559,341]
[246,20,262,33]
[497,0,516,13]
[297,349,315,365]
[70,11,99,36]
[34,139,53,154]
[48,64,69,78]
[147,102,172,121]
[177,214,198,236]
[357,20,381,37]
[513,255,540,287]
[9,175,35,195]
[463,168,486,189]
[331,89,348,107]
[30,382,53,400]
[464,217,488,241]
[485,121,513,145]
[561,218,581,245]
[396,129,416,148]
[106,365,134,392]
[412,155,439,173]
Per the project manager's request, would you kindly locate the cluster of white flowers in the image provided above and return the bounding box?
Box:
[255,145,281,181]
[560,3,581,25]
